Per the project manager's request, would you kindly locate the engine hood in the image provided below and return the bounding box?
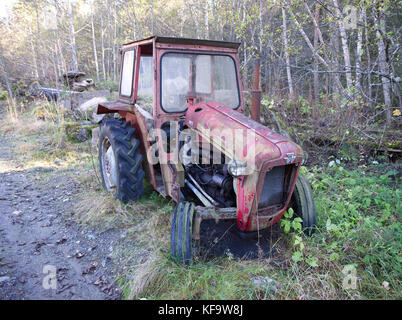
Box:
[185,102,303,171]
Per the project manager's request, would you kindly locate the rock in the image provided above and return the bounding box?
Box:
[76,128,88,142]
[78,97,107,123]
[250,276,279,294]
[63,122,97,142]
[60,90,111,111]
[56,237,67,245]
[80,120,93,126]
[75,251,86,259]
[82,263,97,275]
[78,97,105,114]
[73,79,95,92]
[87,234,95,240]
[63,71,86,87]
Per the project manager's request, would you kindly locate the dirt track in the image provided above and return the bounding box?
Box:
[0,134,121,300]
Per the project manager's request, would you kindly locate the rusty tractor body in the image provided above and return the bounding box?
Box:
[96,36,316,264]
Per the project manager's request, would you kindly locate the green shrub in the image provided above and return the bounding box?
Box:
[0,89,8,100]
[95,79,119,93]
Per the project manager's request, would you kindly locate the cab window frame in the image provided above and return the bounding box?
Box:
[159,51,241,114]
[119,48,136,99]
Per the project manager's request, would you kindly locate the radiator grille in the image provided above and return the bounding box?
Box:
[258,166,285,208]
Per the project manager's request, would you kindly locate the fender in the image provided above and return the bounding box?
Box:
[97,101,158,190]
[96,101,134,114]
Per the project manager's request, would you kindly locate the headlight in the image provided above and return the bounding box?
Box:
[228,159,248,177]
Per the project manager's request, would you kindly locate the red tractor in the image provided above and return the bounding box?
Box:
[96,36,316,264]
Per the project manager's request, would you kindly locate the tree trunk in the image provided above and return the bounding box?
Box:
[53,39,60,87]
[100,11,106,81]
[374,9,392,126]
[354,6,364,91]
[330,20,342,96]
[364,8,372,104]
[281,8,294,99]
[34,1,45,79]
[28,25,39,80]
[0,50,14,99]
[91,9,100,82]
[204,0,209,39]
[131,0,142,40]
[180,0,185,37]
[151,0,155,35]
[106,0,110,80]
[242,1,247,81]
[285,2,328,69]
[54,2,67,78]
[67,0,78,71]
[313,3,320,101]
[113,2,117,81]
[333,0,352,90]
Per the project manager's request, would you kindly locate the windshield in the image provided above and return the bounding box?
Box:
[161,53,240,112]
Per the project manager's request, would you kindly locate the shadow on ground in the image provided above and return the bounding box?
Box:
[198,220,283,260]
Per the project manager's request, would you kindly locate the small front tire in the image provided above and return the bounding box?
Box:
[289,174,316,236]
[171,202,195,265]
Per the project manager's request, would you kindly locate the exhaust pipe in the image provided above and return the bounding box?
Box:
[251,58,262,123]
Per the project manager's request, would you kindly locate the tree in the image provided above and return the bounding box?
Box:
[67,0,79,71]
[281,7,294,99]
[333,0,353,91]
[374,2,392,126]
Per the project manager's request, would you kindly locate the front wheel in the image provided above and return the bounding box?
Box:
[289,173,316,236]
[171,202,195,265]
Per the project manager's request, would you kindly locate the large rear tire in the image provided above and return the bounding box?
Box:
[171,202,195,265]
[98,118,145,203]
[289,173,316,236]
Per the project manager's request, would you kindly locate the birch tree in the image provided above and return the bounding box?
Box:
[333,0,353,90]
[281,7,294,99]
[67,0,79,71]
[90,2,100,82]
[355,6,364,91]
[313,3,320,101]
[374,5,392,126]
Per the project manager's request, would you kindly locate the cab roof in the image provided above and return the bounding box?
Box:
[123,36,241,49]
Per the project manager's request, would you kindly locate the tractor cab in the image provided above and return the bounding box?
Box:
[106,36,244,122]
[97,36,246,202]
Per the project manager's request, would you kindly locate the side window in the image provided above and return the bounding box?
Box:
[120,49,135,97]
[137,56,153,101]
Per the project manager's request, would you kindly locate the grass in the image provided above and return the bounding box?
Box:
[118,163,400,300]
[0,100,400,300]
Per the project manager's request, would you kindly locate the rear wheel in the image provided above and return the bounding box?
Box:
[289,173,316,236]
[171,202,195,265]
[98,119,145,203]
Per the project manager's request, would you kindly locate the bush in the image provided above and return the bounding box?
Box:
[95,79,119,93]
[0,89,8,100]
